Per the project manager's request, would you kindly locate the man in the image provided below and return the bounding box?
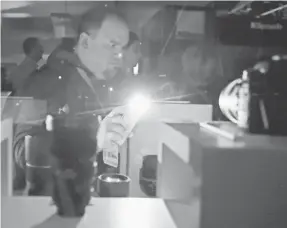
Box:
[13,6,130,195]
[8,37,44,94]
[181,44,225,120]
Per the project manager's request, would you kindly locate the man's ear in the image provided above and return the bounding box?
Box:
[78,32,90,50]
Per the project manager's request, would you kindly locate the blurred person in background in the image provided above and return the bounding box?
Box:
[39,37,77,73]
[8,37,44,95]
[12,38,77,193]
[13,6,130,196]
[181,44,225,120]
[47,38,76,63]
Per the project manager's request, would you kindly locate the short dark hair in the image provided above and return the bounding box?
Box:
[22,37,39,56]
[126,31,140,48]
[77,6,126,40]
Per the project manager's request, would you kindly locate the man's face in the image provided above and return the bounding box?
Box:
[29,40,44,61]
[78,16,129,79]
[35,41,44,55]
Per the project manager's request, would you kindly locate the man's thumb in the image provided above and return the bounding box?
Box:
[97,115,102,123]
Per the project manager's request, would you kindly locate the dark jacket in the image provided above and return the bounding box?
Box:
[13,51,114,193]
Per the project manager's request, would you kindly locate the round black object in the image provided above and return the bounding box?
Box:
[141,155,157,179]
[52,168,93,218]
[49,116,96,217]
[139,168,157,197]
[139,155,157,197]
[247,55,287,135]
[97,173,130,197]
[25,133,53,196]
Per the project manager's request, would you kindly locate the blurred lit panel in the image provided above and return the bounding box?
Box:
[176,11,205,39]
[50,13,76,38]
[2,13,32,18]
[1,1,31,11]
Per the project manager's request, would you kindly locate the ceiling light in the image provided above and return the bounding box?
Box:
[2,13,32,18]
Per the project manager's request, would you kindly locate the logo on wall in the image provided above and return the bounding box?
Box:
[250,22,283,30]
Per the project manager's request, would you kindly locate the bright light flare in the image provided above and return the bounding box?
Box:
[45,115,54,132]
[105,177,121,183]
[127,93,151,117]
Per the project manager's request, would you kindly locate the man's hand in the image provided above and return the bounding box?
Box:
[96,111,128,152]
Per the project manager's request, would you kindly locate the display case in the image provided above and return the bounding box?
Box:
[1,95,47,124]
[125,103,212,197]
[157,122,287,228]
[1,118,13,196]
